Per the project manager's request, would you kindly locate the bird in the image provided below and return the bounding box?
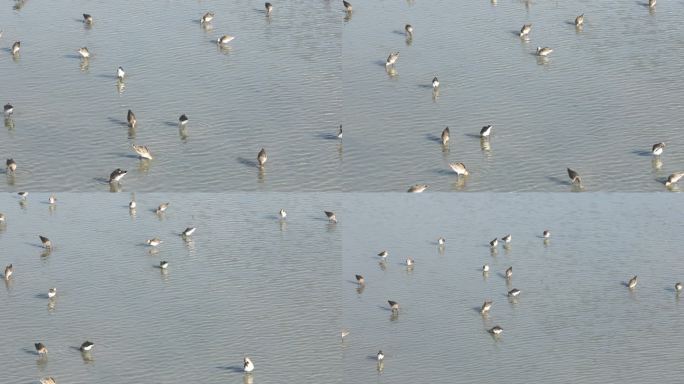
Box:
[243,357,255,373]
[405,24,413,36]
[6,158,16,173]
[438,237,446,245]
[39,235,52,248]
[48,288,57,298]
[108,168,127,183]
[127,109,137,128]
[501,234,512,244]
[117,66,125,80]
[78,47,90,59]
[11,41,20,55]
[265,2,273,14]
[278,209,287,219]
[628,275,638,289]
[160,260,169,269]
[0,213,5,222]
[132,145,153,160]
[35,342,48,355]
[217,35,235,45]
[156,203,170,214]
[406,257,415,266]
[536,47,553,56]
[200,12,214,24]
[337,125,343,139]
[48,195,57,204]
[489,238,498,247]
[17,191,28,199]
[129,200,136,209]
[665,173,684,187]
[488,326,503,335]
[652,142,665,156]
[505,266,513,279]
[519,23,532,38]
[178,114,189,125]
[441,127,450,145]
[83,14,93,24]
[325,211,337,223]
[40,377,56,384]
[575,14,584,27]
[543,230,551,238]
[146,238,162,247]
[449,162,469,177]
[343,0,353,12]
[80,341,94,352]
[432,77,440,90]
[508,288,521,297]
[567,168,582,185]
[4,264,12,279]
[378,250,388,258]
[376,350,384,361]
[355,274,365,285]
[649,0,656,8]
[480,300,492,314]
[388,300,399,312]
[480,125,492,138]
[341,329,350,340]
[3,103,13,116]
[482,264,490,272]
[182,227,196,237]
[407,184,428,193]
[676,282,683,293]
[386,52,399,66]
[257,148,267,167]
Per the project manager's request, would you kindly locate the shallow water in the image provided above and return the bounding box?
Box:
[342,194,684,383]
[0,1,342,192]
[0,193,341,383]
[341,0,684,191]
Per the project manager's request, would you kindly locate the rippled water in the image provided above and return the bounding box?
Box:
[343,194,684,383]
[341,0,684,191]
[0,1,342,192]
[0,193,341,383]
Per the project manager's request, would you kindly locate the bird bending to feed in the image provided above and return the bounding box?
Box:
[567,168,581,185]
[40,377,56,384]
[378,250,388,258]
[109,168,127,183]
[132,145,153,160]
[355,274,365,285]
[449,162,469,177]
[147,238,162,247]
[156,203,169,214]
[480,300,492,314]
[18,191,28,199]
[519,23,531,37]
[278,209,287,219]
[35,342,48,355]
[217,35,235,45]
[488,326,503,335]
[160,260,169,269]
[377,350,384,361]
[490,238,498,247]
[675,282,683,293]
[39,235,52,248]
[343,0,352,12]
[508,288,521,297]
[432,77,440,89]
[407,184,428,193]
[665,173,684,187]
[3,103,13,116]
[441,127,450,145]
[543,230,550,238]
[480,125,492,138]
[536,47,553,56]
[628,275,638,289]
[78,47,90,58]
[182,227,196,237]
[117,67,125,80]
[649,0,656,8]
[48,288,57,298]
[405,24,413,36]
[127,109,137,128]
[505,266,513,279]
[83,14,93,24]
[502,234,512,244]
[483,264,490,272]
[6,158,16,173]
[4,264,12,279]
[257,148,267,167]
[325,211,337,223]
[386,52,399,66]
[652,142,665,156]
[178,114,189,125]
[265,2,273,14]
[244,357,255,372]
[80,341,94,352]
[200,12,214,24]
[11,41,20,55]
[575,14,584,27]
[388,300,399,312]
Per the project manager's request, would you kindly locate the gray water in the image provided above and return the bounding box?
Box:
[0,193,342,384]
[341,0,684,191]
[0,1,342,192]
[342,193,684,383]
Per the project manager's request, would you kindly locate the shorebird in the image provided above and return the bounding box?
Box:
[405,24,413,36]
[665,172,684,187]
[628,275,638,289]
[480,125,492,138]
[4,264,12,279]
[146,238,162,247]
[505,266,513,279]
[488,326,503,335]
[17,191,28,199]
[567,168,582,185]
[337,125,343,139]
[388,300,399,312]
[109,168,127,183]
[355,274,365,285]
[378,250,388,258]
[652,142,665,156]
[438,237,446,246]
[508,288,521,297]
[376,350,384,361]
[480,300,492,314]
[156,203,169,214]
[80,341,94,352]
[48,288,57,298]
[3,103,13,116]
[6,158,16,173]
[78,47,90,59]
[127,109,137,128]
[48,195,57,204]
[341,329,350,340]
[132,145,153,160]
[83,14,93,24]
[0,213,5,222]
[257,148,267,167]
[243,357,255,373]
[575,14,584,27]
[40,377,56,384]
[406,257,415,266]
[117,67,125,80]
[265,2,273,14]
[649,0,656,8]
[217,35,235,45]
[35,342,48,355]
[11,41,20,55]
[39,235,52,249]
[160,260,169,269]
[324,211,337,223]
[519,23,531,38]
[182,227,196,237]
[482,264,490,272]
[279,209,287,219]
[501,234,512,244]
[386,52,399,66]
[407,184,428,193]
[343,0,353,12]
[489,238,498,247]
[200,12,214,24]
[178,114,189,126]
[449,162,469,177]
[536,47,553,56]
[676,282,683,293]
[441,127,450,145]
[432,77,440,90]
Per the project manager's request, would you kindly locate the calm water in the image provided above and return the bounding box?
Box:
[343,194,684,383]
[0,193,341,383]
[341,0,684,191]
[0,1,342,192]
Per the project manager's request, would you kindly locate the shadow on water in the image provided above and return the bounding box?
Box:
[631,149,652,157]
[217,365,245,373]
[107,117,128,126]
[546,176,571,186]
[424,133,442,143]
[316,132,339,140]
[237,157,258,168]
[164,121,179,127]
